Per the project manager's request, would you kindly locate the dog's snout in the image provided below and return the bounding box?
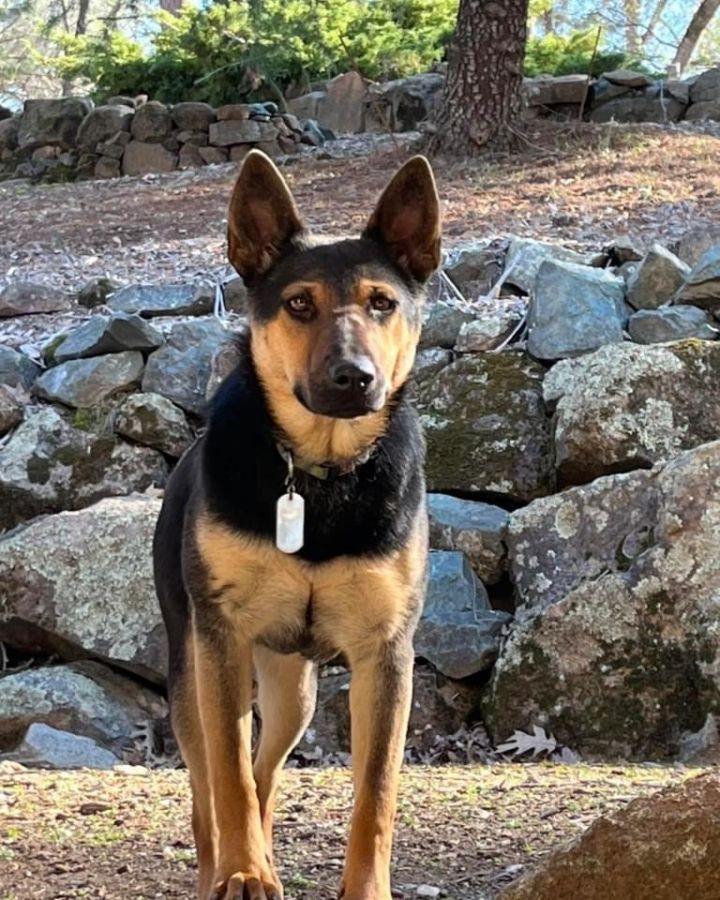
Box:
[329,358,376,393]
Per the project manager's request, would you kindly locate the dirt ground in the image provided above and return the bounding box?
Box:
[0,761,699,900]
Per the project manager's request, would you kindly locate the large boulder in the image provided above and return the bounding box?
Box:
[319,71,367,133]
[500,774,720,899]
[0,406,167,530]
[524,75,588,106]
[130,100,171,142]
[443,241,503,299]
[690,66,720,103]
[419,300,475,349]
[504,237,595,294]
[427,494,508,584]
[17,97,92,151]
[415,551,511,679]
[7,723,120,769]
[122,141,176,176]
[527,260,628,361]
[142,318,228,415]
[0,346,40,389]
[675,245,720,311]
[114,392,193,458]
[0,116,20,152]
[0,282,71,317]
[545,341,720,486]
[33,351,144,408]
[488,441,720,759]
[107,282,214,317]
[626,243,690,310]
[589,94,686,123]
[0,496,167,682]
[171,101,216,131]
[674,224,720,267]
[208,119,278,146]
[628,306,717,344]
[53,313,163,363]
[415,353,553,501]
[76,105,134,149]
[685,99,720,121]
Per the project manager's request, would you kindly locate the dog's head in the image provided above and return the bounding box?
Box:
[227,151,441,423]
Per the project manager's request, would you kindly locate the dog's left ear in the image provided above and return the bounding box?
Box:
[227,150,306,281]
[362,155,441,283]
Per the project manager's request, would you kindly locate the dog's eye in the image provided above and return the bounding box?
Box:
[369,293,396,314]
[285,295,313,317]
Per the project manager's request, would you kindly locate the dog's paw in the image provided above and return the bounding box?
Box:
[209,870,283,900]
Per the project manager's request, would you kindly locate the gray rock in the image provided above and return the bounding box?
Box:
[8,723,120,769]
[547,341,720,486]
[0,346,40,389]
[208,119,279,146]
[94,156,121,179]
[122,140,176,176]
[0,496,167,681]
[0,384,23,435]
[107,282,214,317]
[675,224,720,267]
[675,245,720,310]
[415,353,553,500]
[626,243,690,310]
[685,99,720,121]
[589,95,686,123]
[364,73,443,132]
[17,97,92,151]
[0,282,71,317]
[606,235,644,264]
[602,69,652,88]
[420,301,474,349]
[142,319,228,415]
[0,116,20,152]
[54,313,163,363]
[0,661,166,755]
[629,306,717,344]
[34,351,144,408]
[77,277,121,309]
[319,71,367,134]
[222,277,248,312]
[443,241,503,298]
[412,348,452,382]
[199,145,228,164]
[130,100,170,142]
[527,259,627,360]
[0,406,167,530]
[524,74,588,106]
[76,105,133,148]
[456,312,521,352]
[171,101,215,131]
[414,551,511,680]
[288,91,326,121]
[689,66,720,103]
[216,104,251,121]
[504,237,595,294]
[488,441,720,759]
[114,392,193,457]
[178,143,204,169]
[427,494,509,584]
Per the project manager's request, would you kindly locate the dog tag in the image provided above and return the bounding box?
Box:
[276,491,305,554]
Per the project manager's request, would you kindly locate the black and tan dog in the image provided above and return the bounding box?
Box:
[153,149,441,900]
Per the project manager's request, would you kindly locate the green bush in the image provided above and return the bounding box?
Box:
[524,30,645,78]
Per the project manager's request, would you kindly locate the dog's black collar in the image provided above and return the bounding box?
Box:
[275,442,373,481]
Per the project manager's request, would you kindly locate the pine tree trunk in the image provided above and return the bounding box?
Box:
[428,0,530,156]
[673,0,720,72]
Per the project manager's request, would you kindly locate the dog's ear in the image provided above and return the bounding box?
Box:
[362,156,441,283]
[227,150,306,281]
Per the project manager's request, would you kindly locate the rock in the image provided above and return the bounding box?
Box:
[208,119,279,146]
[606,235,644,264]
[365,73,444,132]
[689,66,720,103]
[524,75,588,106]
[489,441,720,758]
[130,100,170,142]
[629,306,717,344]
[443,241,503,298]
[0,281,71,317]
[107,95,137,108]
[602,69,652,88]
[419,301,474,349]
[0,406,167,530]
[230,144,255,162]
[0,385,23,435]
[287,92,326,121]
[107,282,214,317]
[17,97,92,151]
[685,99,720,121]
[415,353,552,501]
[320,71,367,133]
[412,348,452,382]
[122,140,176,176]
[0,116,20,152]
[178,143,204,169]
[626,243,690,310]
[114,392,193,457]
[171,101,215,131]
[589,95,686,123]
[176,129,209,146]
[414,551,510,679]
[77,277,121,309]
[527,260,627,361]
[222,276,248,312]
[76,105,133,148]
[547,341,720,486]
[0,346,41,389]
[7,723,120,769]
[665,79,691,104]
[456,312,521,352]
[216,104,251,121]
[198,145,228,164]
[427,494,508,584]
[0,660,166,755]
[34,351,144,408]
[142,318,228,415]
[53,313,163,363]
[499,775,720,899]
[675,224,720,267]
[94,156,121,179]
[679,714,720,765]
[0,496,167,681]
[675,245,720,310]
[97,130,131,158]
[504,237,595,294]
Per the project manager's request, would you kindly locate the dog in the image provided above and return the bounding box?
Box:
[153,149,441,900]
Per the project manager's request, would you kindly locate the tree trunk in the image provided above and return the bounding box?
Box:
[642,0,670,48]
[428,0,530,156]
[623,0,641,55]
[673,0,720,72]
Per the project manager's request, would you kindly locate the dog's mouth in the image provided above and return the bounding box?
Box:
[294,383,387,420]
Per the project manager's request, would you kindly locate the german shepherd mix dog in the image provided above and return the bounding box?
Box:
[153,149,441,900]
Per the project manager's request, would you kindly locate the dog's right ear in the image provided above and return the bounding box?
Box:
[227,150,306,282]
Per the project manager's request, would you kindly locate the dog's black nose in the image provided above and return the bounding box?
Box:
[330,358,376,393]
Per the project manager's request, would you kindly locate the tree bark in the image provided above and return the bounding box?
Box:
[428,0,530,156]
[673,0,720,72]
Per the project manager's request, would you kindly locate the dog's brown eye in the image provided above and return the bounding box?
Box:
[369,293,396,314]
[285,295,313,317]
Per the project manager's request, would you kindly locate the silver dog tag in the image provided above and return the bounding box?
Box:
[276,491,305,554]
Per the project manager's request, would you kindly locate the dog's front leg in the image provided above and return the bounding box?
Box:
[341,637,414,900]
[193,628,282,900]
